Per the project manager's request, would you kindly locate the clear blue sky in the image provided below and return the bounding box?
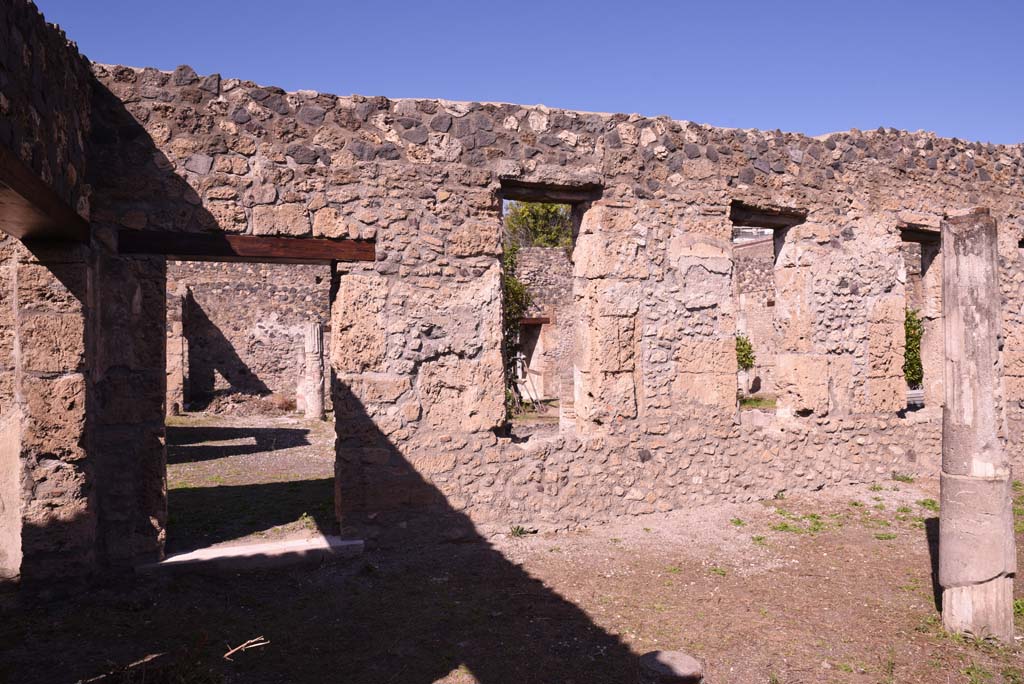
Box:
[37,0,1024,144]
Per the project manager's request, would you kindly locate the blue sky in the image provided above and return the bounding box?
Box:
[37,0,1024,144]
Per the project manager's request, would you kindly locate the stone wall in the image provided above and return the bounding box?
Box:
[0,0,92,216]
[165,261,331,411]
[85,61,1024,542]
[0,2,99,584]
[6,0,1024,582]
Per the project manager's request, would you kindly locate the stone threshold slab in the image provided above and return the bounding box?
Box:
[138,535,364,573]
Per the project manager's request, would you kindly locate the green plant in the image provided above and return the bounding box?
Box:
[730,518,746,527]
[964,663,994,684]
[917,498,940,513]
[903,307,923,389]
[709,566,727,577]
[504,201,573,250]
[869,484,883,492]
[751,535,767,546]
[875,533,897,540]
[1013,598,1024,618]
[509,525,530,538]
[736,335,756,372]
[892,472,915,483]
[1003,668,1024,684]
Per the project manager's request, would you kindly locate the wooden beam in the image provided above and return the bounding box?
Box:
[900,225,941,245]
[0,145,89,242]
[729,200,807,230]
[117,230,375,264]
[520,316,551,325]
[501,179,603,204]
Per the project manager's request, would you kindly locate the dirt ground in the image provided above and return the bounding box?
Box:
[165,413,337,553]
[2,420,1022,683]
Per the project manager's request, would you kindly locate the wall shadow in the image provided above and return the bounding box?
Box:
[183,292,272,410]
[165,425,310,463]
[925,516,942,611]
[165,478,335,554]
[5,378,639,683]
[327,378,639,683]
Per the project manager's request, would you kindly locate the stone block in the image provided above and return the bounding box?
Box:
[21,373,86,459]
[331,273,387,373]
[18,313,85,373]
[312,206,352,239]
[16,259,86,314]
[252,203,311,237]
[448,221,501,257]
[775,353,829,417]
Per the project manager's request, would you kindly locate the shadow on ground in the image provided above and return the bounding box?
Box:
[166,479,336,553]
[166,425,311,463]
[2,379,638,683]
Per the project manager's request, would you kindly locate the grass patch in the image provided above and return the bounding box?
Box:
[892,472,915,483]
[708,566,727,577]
[509,525,532,538]
[769,510,828,534]
[751,535,766,546]
[964,663,994,684]
[917,498,939,513]
[875,533,897,541]
[730,518,745,527]
[739,394,776,410]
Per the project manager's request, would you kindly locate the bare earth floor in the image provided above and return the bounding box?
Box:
[2,469,1023,683]
[165,413,338,554]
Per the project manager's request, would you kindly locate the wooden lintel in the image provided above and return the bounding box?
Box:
[117,230,375,264]
[501,179,603,205]
[0,145,89,242]
[521,316,551,325]
[729,200,807,230]
[900,226,941,246]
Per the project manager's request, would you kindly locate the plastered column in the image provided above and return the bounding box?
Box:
[939,208,1016,642]
[302,321,325,421]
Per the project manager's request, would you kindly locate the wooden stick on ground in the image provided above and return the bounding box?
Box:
[224,636,270,661]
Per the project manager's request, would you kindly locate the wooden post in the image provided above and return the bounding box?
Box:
[302,322,325,421]
[939,207,1017,642]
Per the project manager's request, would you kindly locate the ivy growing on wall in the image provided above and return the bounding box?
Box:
[903,308,923,389]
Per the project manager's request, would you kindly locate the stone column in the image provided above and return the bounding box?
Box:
[302,321,325,421]
[939,207,1016,642]
[165,291,187,415]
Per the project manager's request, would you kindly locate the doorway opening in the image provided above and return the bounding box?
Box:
[499,180,598,438]
[164,260,336,555]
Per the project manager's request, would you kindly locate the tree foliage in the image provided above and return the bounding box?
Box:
[736,335,756,372]
[504,201,573,250]
[903,308,923,389]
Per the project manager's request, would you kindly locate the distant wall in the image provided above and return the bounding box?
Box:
[733,238,775,394]
[166,261,331,411]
